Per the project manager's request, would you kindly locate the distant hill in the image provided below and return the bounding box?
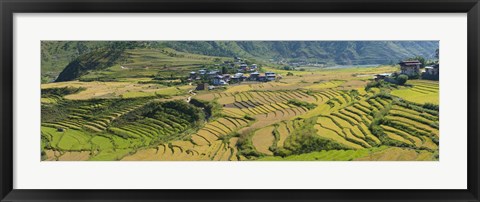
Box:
[162,41,438,65]
[42,41,439,82]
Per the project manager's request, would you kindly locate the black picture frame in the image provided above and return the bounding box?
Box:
[1,0,479,201]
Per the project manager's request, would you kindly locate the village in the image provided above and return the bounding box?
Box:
[188,56,440,91]
[188,57,280,90]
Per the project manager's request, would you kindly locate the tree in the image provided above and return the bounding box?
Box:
[396,74,408,85]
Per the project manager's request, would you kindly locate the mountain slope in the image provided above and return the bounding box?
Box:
[44,41,439,82]
[163,41,438,64]
[55,49,125,82]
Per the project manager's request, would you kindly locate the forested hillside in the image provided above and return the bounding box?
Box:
[42,41,438,82]
[163,41,438,64]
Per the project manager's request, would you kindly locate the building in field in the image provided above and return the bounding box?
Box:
[196,83,209,91]
[231,73,244,83]
[250,64,258,71]
[234,73,243,78]
[238,63,248,72]
[249,72,260,81]
[265,72,276,81]
[189,71,197,79]
[213,75,228,85]
[374,73,392,81]
[423,64,439,80]
[207,70,220,78]
[222,74,231,83]
[399,60,422,78]
[374,73,398,83]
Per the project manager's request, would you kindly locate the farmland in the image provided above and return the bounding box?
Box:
[391,80,439,104]
[41,41,439,161]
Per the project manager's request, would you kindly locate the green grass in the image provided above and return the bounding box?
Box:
[91,136,114,150]
[41,127,93,151]
[258,146,389,161]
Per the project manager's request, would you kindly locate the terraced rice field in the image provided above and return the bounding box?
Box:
[41,81,191,100]
[252,126,276,155]
[190,117,249,146]
[391,80,439,104]
[42,61,439,161]
[41,98,210,161]
[304,80,346,89]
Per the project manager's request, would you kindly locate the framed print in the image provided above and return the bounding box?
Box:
[1,0,479,201]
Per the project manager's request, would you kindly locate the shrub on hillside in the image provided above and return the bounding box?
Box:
[423,103,439,111]
[287,99,317,110]
[112,100,204,127]
[407,72,420,79]
[189,98,222,120]
[349,89,359,98]
[243,114,256,121]
[236,132,262,158]
[365,80,393,91]
[283,118,347,154]
[396,74,409,85]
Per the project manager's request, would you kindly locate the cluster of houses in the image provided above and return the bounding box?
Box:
[223,57,259,72]
[238,63,258,72]
[375,60,439,82]
[190,70,278,84]
[188,56,281,90]
[190,69,279,91]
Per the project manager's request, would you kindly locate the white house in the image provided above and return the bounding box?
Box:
[265,72,276,81]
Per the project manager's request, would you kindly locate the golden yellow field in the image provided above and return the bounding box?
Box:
[252,126,275,155]
[42,81,193,100]
[391,80,439,104]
